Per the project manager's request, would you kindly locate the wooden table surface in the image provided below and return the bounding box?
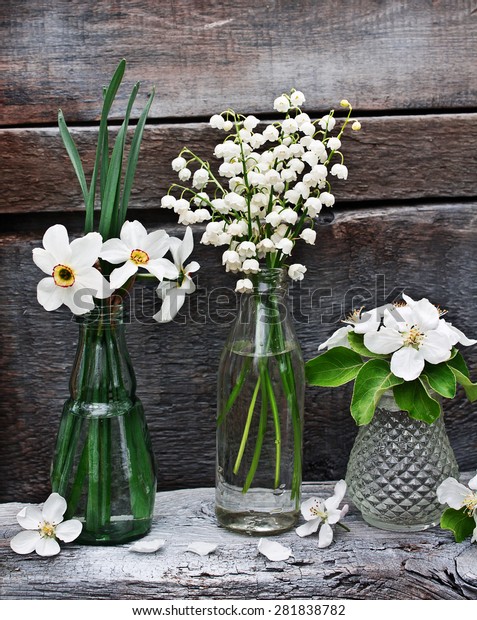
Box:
[1,481,476,600]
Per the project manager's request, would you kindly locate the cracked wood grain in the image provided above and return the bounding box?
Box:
[0,482,476,600]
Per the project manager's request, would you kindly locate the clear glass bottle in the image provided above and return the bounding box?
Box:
[51,303,156,544]
[216,269,305,535]
[346,391,459,531]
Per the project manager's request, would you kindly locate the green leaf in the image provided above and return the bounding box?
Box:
[305,347,364,387]
[347,332,388,359]
[440,507,476,543]
[98,122,126,239]
[447,352,477,401]
[58,110,89,206]
[393,378,441,424]
[350,359,404,425]
[86,58,126,233]
[421,362,456,399]
[118,86,155,230]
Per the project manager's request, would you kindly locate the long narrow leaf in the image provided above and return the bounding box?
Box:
[111,81,140,237]
[98,122,126,239]
[118,87,156,229]
[100,86,109,204]
[58,110,89,205]
[86,59,126,233]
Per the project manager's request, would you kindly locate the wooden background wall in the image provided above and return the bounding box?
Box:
[1,0,476,502]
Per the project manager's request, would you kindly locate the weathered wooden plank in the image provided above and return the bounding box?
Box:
[2,113,477,215]
[1,0,477,125]
[0,482,476,600]
[0,202,475,503]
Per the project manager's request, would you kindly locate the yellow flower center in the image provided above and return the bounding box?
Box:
[40,522,56,538]
[52,264,75,288]
[404,326,424,348]
[130,249,149,265]
[309,504,327,520]
[463,493,477,516]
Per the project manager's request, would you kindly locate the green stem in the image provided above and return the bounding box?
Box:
[218,356,252,426]
[264,370,281,489]
[233,375,261,475]
[242,363,269,493]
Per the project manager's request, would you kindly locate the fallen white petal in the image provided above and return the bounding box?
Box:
[129,538,167,554]
[257,538,292,562]
[187,542,218,556]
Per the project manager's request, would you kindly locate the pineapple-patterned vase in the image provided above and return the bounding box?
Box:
[346,392,459,531]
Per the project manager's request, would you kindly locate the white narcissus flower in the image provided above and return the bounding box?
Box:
[331,163,348,180]
[296,480,349,548]
[153,227,200,323]
[437,473,477,517]
[32,224,111,315]
[10,493,82,557]
[364,295,453,381]
[100,220,178,289]
[235,278,254,294]
[300,228,317,245]
[288,264,307,281]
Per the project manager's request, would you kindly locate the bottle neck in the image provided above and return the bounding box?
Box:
[248,268,288,297]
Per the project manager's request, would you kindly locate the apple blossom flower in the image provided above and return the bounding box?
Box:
[32,224,111,315]
[437,473,477,518]
[288,264,307,281]
[10,493,82,557]
[235,278,254,294]
[153,227,200,323]
[364,296,453,381]
[296,480,349,547]
[100,220,178,289]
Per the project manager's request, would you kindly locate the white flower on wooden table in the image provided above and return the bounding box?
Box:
[296,480,349,548]
[10,492,82,557]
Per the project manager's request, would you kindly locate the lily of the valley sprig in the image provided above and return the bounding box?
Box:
[161,89,360,288]
[306,294,477,425]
